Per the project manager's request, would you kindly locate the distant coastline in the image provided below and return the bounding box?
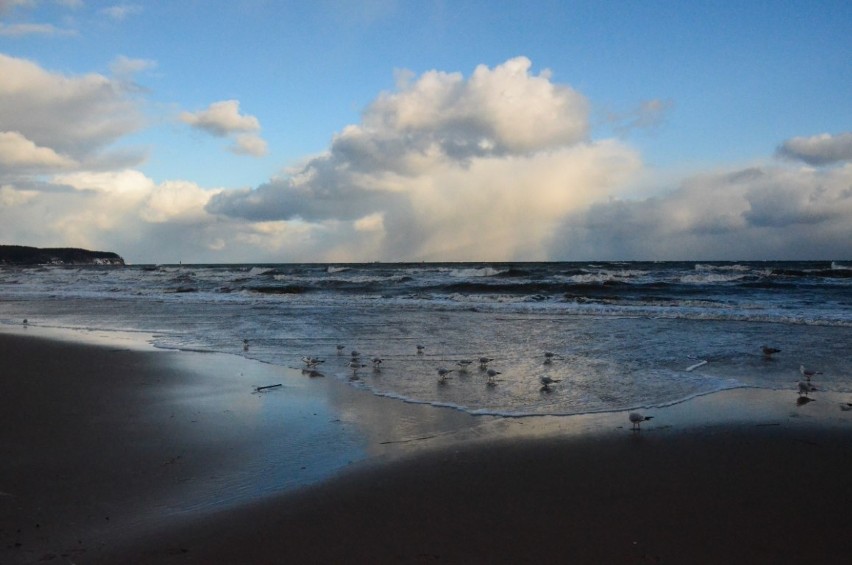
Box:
[0,245,125,266]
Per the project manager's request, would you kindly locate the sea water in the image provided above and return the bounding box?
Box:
[1,261,849,416]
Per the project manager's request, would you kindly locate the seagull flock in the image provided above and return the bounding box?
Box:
[250,338,844,416]
[282,343,569,392]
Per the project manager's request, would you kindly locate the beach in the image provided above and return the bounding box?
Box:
[2,329,852,564]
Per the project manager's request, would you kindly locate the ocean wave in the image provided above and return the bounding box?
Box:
[248,266,275,276]
[694,263,752,272]
[445,267,505,278]
[681,273,748,284]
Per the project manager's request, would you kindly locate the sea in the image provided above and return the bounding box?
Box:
[1,261,850,417]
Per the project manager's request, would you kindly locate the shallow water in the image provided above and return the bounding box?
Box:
[1,261,849,416]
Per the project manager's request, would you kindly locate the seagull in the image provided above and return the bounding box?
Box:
[543,351,561,365]
[371,357,383,371]
[761,345,781,358]
[351,350,360,359]
[243,339,250,351]
[456,360,473,372]
[417,345,426,354]
[629,412,653,431]
[797,381,817,397]
[486,368,501,386]
[336,344,345,355]
[479,357,494,370]
[302,356,324,368]
[437,367,454,384]
[348,360,366,374]
[22,319,28,327]
[800,364,821,381]
[539,375,561,391]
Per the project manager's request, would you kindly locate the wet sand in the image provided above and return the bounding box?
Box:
[2,330,852,564]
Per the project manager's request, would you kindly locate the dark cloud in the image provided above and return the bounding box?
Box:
[776,132,852,166]
[551,165,852,260]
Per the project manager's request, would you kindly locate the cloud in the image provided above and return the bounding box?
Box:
[208,57,629,261]
[609,99,675,135]
[100,4,142,21]
[776,132,852,166]
[552,164,852,260]
[0,0,33,15]
[0,53,145,171]
[180,100,261,137]
[0,130,77,170]
[0,21,75,36]
[0,170,236,262]
[109,55,157,78]
[230,133,268,157]
[180,100,268,158]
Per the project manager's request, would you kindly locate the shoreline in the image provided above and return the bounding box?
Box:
[2,328,852,563]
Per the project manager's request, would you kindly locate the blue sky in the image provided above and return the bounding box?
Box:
[1,1,850,263]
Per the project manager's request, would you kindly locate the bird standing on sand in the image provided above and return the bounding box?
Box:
[539,375,560,391]
[761,345,781,358]
[797,381,817,397]
[336,344,345,355]
[629,412,653,431]
[486,368,501,386]
[456,360,472,372]
[372,357,383,371]
[543,351,560,365]
[243,339,250,351]
[479,357,494,370]
[800,364,821,381]
[437,367,454,384]
[417,345,425,354]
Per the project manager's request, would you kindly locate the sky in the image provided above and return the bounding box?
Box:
[0,0,850,264]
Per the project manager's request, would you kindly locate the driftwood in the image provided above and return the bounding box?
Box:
[254,384,283,392]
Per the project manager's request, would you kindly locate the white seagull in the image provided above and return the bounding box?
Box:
[629,412,653,431]
[800,364,821,381]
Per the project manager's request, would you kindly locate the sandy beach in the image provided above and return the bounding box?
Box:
[3,329,852,564]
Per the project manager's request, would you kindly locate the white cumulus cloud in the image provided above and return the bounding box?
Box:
[180,99,268,159]
[0,53,145,168]
[180,100,261,137]
[0,130,77,170]
[207,57,632,261]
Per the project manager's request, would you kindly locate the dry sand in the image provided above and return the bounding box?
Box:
[2,330,852,564]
